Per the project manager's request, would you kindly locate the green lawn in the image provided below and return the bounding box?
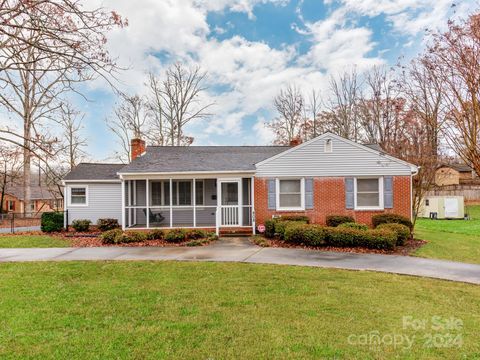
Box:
[0,235,71,248]
[0,261,478,359]
[414,205,480,264]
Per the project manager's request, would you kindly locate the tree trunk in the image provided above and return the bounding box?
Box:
[23,116,31,216]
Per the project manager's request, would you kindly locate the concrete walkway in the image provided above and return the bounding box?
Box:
[0,238,479,285]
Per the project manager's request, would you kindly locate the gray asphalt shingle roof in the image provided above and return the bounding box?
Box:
[63,163,125,181]
[5,183,61,200]
[118,146,289,174]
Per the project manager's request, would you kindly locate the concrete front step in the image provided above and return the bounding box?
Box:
[219,227,253,237]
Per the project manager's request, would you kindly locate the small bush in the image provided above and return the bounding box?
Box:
[71,219,91,232]
[274,220,299,240]
[325,227,396,250]
[100,229,123,244]
[377,223,410,246]
[326,215,355,227]
[279,215,310,223]
[186,229,207,240]
[284,223,326,246]
[165,229,187,243]
[264,219,276,238]
[123,231,148,243]
[41,212,64,233]
[252,235,270,247]
[97,218,119,232]
[146,229,164,240]
[372,214,413,230]
[206,232,218,241]
[364,229,397,250]
[185,239,210,247]
[338,222,368,231]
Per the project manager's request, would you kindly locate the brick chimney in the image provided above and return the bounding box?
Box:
[289,137,302,147]
[131,138,146,161]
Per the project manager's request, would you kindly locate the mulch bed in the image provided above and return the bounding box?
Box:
[67,236,211,248]
[254,237,427,256]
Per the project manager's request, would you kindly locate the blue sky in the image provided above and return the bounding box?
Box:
[71,0,473,161]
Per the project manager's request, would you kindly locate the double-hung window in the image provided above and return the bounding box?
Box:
[70,187,87,206]
[355,178,382,209]
[277,179,304,210]
[7,200,14,211]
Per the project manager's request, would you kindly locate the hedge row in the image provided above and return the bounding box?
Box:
[264,213,412,250]
[100,228,217,245]
[283,223,397,250]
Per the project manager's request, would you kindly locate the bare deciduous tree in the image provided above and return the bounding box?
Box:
[268,84,305,145]
[422,14,480,176]
[324,69,361,141]
[160,63,213,146]
[57,103,88,171]
[0,144,22,213]
[107,94,148,163]
[145,72,166,146]
[0,1,125,213]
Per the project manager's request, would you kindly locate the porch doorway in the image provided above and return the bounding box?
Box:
[219,179,241,226]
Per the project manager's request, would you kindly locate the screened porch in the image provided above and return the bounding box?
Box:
[122,178,254,232]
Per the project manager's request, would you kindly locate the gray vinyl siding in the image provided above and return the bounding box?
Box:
[256,136,413,177]
[66,182,122,225]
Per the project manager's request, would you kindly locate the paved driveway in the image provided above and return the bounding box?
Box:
[0,238,479,285]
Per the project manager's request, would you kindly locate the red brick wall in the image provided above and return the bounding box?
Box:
[254,176,411,226]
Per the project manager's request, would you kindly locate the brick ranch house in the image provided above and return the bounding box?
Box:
[2,183,63,214]
[62,133,418,234]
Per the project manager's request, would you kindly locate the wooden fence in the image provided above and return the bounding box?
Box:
[426,184,480,204]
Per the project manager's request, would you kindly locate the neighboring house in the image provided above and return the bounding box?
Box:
[435,164,477,186]
[63,133,418,234]
[2,183,64,214]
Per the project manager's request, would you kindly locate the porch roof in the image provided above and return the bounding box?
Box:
[118,146,289,174]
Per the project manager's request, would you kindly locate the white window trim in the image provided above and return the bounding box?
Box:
[7,200,14,211]
[276,178,305,211]
[68,185,89,207]
[354,177,384,210]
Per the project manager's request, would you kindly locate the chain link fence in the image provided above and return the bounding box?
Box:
[0,211,66,233]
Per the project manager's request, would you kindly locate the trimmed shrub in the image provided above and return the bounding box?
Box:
[71,219,91,232]
[41,212,64,233]
[284,223,326,246]
[372,214,413,230]
[100,229,123,244]
[264,219,276,238]
[279,215,310,223]
[146,229,164,240]
[363,229,397,250]
[123,231,148,243]
[186,229,207,240]
[165,229,187,243]
[377,223,410,246]
[338,222,368,231]
[274,220,299,240]
[97,218,119,232]
[325,227,396,250]
[326,215,355,227]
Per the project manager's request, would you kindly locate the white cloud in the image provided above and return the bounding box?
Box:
[80,0,468,154]
[253,116,275,144]
[328,0,476,36]
[297,9,384,74]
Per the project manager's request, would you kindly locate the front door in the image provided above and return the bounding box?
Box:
[219,179,242,226]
